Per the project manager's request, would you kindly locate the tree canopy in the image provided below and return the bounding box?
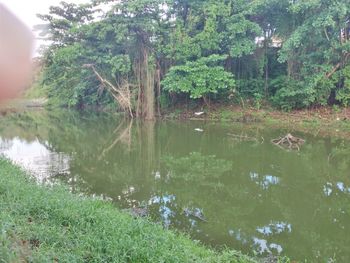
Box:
[37,0,350,116]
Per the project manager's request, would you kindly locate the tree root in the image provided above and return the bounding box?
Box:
[271,133,305,151]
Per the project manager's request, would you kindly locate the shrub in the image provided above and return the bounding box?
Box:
[335,65,350,106]
[162,55,235,99]
[270,76,315,111]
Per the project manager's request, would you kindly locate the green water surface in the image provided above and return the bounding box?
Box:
[1,110,350,262]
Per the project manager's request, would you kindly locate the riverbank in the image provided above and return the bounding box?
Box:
[0,159,258,263]
[2,97,350,139]
[163,104,350,139]
[0,98,47,116]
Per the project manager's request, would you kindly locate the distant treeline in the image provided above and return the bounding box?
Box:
[37,0,350,117]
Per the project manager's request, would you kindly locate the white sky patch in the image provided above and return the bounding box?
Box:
[0,0,89,55]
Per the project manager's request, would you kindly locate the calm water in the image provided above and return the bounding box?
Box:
[1,110,350,262]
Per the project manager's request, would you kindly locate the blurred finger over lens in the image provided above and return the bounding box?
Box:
[0,4,34,101]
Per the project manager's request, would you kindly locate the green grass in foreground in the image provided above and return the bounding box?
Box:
[0,159,255,263]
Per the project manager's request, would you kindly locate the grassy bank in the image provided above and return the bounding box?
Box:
[0,159,256,263]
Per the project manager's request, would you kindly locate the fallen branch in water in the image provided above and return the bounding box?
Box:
[271,133,305,151]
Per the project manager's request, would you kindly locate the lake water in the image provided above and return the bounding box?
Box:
[1,110,350,262]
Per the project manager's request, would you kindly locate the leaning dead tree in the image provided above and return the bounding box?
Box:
[83,64,134,118]
[271,133,305,151]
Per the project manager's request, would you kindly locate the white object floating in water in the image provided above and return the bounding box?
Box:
[195,128,204,132]
[194,112,205,116]
[155,171,161,180]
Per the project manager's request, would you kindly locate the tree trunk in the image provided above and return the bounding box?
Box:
[264,31,269,98]
[134,36,156,121]
[141,47,155,121]
[156,63,161,117]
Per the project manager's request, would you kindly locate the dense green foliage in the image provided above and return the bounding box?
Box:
[162,55,235,99]
[37,0,350,114]
[0,159,256,263]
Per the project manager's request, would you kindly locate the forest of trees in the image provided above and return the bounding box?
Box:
[36,0,350,119]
